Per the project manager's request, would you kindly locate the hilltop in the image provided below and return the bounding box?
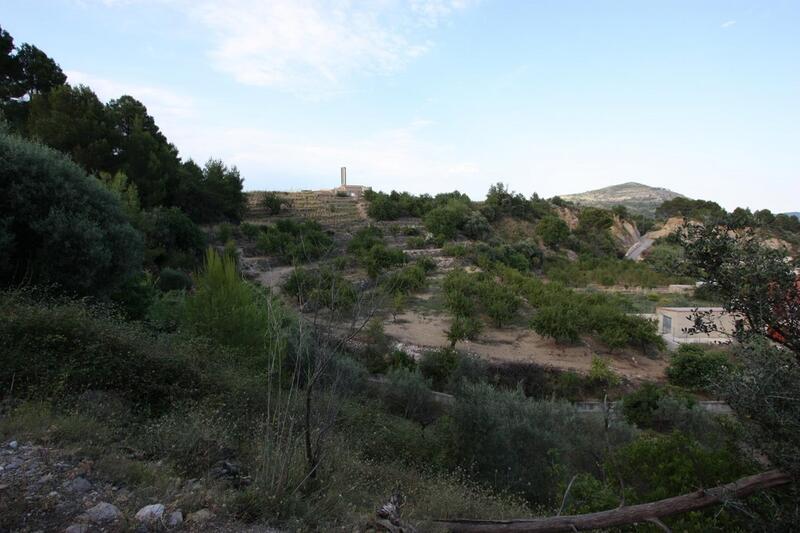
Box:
[560,182,685,215]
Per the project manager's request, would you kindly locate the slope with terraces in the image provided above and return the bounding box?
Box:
[245,190,368,229]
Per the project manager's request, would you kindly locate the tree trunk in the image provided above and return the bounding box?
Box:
[435,470,790,532]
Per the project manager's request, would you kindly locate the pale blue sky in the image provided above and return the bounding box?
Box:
[3,1,799,211]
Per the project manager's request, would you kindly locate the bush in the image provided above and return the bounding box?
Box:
[186,248,287,352]
[382,263,428,295]
[255,219,333,264]
[406,236,426,249]
[588,356,620,388]
[283,266,357,312]
[667,345,731,390]
[419,348,460,391]
[621,383,695,430]
[423,200,471,239]
[261,191,287,215]
[382,368,440,427]
[448,383,629,504]
[157,267,192,292]
[446,315,483,348]
[0,291,206,412]
[0,131,143,295]
[537,215,570,248]
[139,206,206,270]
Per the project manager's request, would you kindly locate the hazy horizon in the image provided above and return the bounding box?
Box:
[4,1,799,212]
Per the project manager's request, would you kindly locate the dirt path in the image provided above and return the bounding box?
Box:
[384,310,667,382]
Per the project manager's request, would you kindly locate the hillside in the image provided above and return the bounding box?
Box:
[560,182,685,215]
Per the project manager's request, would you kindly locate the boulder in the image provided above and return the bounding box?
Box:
[85,502,122,524]
[135,503,165,523]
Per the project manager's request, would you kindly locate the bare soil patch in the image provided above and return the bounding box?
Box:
[384,310,667,382]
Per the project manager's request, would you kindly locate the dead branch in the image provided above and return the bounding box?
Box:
[434,469,790,532]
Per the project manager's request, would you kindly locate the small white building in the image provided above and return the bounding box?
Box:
[656,306,737,345]
[333,167,370,197]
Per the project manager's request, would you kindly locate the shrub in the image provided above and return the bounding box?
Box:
[140,206,206,270]
[448,383,625,504]
[621,383,695,430]
[186,248,287,352]
[419,348,460,391]
[406,236,426,249]
[240,222,260,239]
[157,267,192,292]
[382,368,440,428]
[382,263,427,295]
[446,315,483,348]
[667,345,731,390]
[442,243,468,257]
[480,281,520,328]
[537,215,570,248]
[0,131,143,295]
[588,356,620,388]
[282,267,357,312]
[255,219,333,264]
[423,200,471,239]
[461,210,491,240]
[0,291,206,412]
[261,191,286,215]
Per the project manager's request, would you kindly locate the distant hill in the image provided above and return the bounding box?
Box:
[559,182,685,216]
[784,212,800,219]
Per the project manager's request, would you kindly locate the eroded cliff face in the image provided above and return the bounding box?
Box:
[610,215,641,249]
[554,206,641,250]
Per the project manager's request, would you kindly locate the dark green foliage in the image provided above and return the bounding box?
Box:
[577,207,613,232]
[645,242,692,277]
[382,368,441,427]
[382,262,430,295]
[419,348,460,391]
[446,315,483,348]
[186,249,290,352]
[157,267,193,292]
[609,431,752,504]
[140,206,205,270]
[27,84,117,173]
[0,291,206,412]
[364,189,471,221]
[621,383,695,430]
[543,256,688,288]
[448,383,629,504]
[536,215,570,248]
[656,197,726,222]
[0,131,142,295]
[261,192,284,215]
[723,341,800,481]
[283,267,357,312]
[347,226,384,254]
[481,282,520,328]
[500,267,664,351]
[481,183,551,222]
[667,345,731,390]
[462,210,492,239]
[0,27,243,223]
[423,199,471,239]
[110,272,156,320]
[256,219,333,264]
[472,241,543,272]
[1,26,65,120]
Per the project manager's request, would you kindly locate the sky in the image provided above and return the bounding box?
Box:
[3,0,799,212]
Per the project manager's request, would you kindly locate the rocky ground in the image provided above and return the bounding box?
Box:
[0,439,278,533]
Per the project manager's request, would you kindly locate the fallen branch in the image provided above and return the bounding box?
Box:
[435,470,790,532]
